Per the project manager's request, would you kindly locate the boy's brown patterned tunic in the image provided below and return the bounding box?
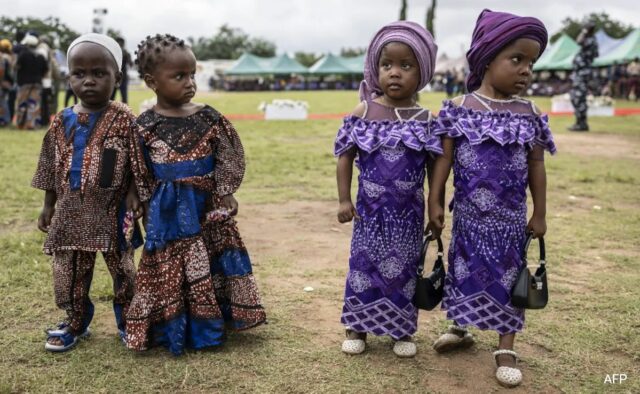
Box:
[32,101,138,254]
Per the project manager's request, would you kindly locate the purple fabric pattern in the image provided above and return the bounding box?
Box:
[436,97,555,334]
[336,106,440,340]
[335,115,443,156]
[432,100,556,154]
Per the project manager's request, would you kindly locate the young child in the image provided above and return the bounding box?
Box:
[427,9,556,387]
[125,34,266,355]
[335,21,440,357]
[32,33,143,352]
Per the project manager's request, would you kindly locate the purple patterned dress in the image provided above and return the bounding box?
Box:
[334,101,442,339]
[432,93,556,334]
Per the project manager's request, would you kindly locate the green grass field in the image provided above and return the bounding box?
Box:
[0,90,639,393]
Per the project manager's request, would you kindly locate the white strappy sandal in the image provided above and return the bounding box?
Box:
[392,339,417,358]
[493,349,522,387]
[433,325,475,353]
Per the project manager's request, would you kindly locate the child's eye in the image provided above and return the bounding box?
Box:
[511,56,521,64]
[381,63,391,70]
[72,71,83,78]
[176,74,183,80]
[401,63,412,70]
[95,70,105,77]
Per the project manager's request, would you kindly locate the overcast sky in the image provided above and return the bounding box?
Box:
[2,0,638,58]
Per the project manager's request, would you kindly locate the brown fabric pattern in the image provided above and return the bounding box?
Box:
[32,101,138,254]
[125,236,223,351]
[52,249,135,335]
[214,116,245,196]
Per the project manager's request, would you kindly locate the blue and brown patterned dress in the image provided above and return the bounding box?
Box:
[126,105,266,355]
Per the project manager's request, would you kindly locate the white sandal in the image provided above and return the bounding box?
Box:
[393,340,417,358]
[493,349,522,387]
[433,325,475,353]
[341,330,366,355]
[342,339,365,355]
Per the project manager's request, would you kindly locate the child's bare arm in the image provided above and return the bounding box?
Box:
[37,190,57,233]
[336,148,359,223]
[527,145,547,238]
[427,137,454,237]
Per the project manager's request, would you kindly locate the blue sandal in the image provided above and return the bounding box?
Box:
[45,321,69,335]
[44,327,90,352]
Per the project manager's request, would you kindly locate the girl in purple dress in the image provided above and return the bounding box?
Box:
[335,21,440,357]
[428,9,556,387]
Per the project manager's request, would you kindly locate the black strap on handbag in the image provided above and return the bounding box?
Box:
[417,232,443,276]
[414,232,445,310]
[511,234,548,309]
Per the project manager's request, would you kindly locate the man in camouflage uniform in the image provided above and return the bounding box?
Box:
[569,23,598,131]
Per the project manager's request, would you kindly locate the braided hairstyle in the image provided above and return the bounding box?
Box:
[135,33,187,78]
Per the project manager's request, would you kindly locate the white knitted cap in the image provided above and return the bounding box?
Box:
[67,33,122,70]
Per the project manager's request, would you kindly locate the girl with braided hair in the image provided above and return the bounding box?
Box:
[125,34,266,355]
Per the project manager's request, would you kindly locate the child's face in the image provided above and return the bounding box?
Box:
[68,43,121,110]
[485,38,541,96]
[145,48,197,107]
[377,42,420,103]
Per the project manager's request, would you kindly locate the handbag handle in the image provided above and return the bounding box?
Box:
[522,233,546,267]
[417,231,444,276]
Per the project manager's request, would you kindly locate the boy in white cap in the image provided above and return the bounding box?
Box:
[32,33,143,352]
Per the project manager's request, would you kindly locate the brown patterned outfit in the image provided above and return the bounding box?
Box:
[32,101,141,337]
[125,105,266,355]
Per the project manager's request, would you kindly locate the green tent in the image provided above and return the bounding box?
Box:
[341,54,365,73]
[533,34,579,71]
[270,54,309,74]
[594,29,640,66]
[225,53,308,75]
[309,53,352,74]
[225,53,269,75]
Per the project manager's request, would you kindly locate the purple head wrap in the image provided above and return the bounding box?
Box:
[360,21,438,101]
[466,9,548,92]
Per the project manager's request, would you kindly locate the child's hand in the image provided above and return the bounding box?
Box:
[37,206,55,233]
[222,194,239,216]
[427,204,445,238]
[527,215,546,238]
[125,189,143,219]
[337,201,360,223]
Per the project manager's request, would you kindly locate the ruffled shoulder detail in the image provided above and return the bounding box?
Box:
[432,100,557,154]
[334,115,443,156]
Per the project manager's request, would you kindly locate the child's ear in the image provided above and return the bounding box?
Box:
[143,73,156,91]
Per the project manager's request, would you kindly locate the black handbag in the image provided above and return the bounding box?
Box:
[414,233,445,310]
[511,234,548,309]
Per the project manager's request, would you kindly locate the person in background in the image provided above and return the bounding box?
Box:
[14,33,48,129]
[36,35,59,126]
[568,22,598,132]
[626,57,640,101]
[0,39,14,126]
[110,37,132,103]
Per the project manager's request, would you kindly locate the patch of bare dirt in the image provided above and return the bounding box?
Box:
[553,133,640,160]
[237,201,561,393]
